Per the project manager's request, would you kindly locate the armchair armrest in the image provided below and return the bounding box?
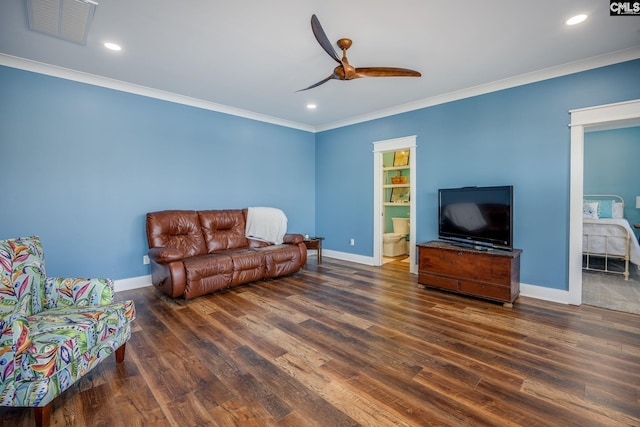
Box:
[44,277,114,309]
[0,315,31,381]
[1,311,25,339]
[148,247,184,263]
[283,234,303,244]
[11,316,31,354]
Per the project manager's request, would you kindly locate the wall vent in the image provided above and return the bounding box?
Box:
[26,0,97,45]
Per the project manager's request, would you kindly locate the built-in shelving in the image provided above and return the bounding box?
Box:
[383,165,410,205]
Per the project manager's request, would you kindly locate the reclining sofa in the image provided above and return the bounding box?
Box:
[146,209,307,299]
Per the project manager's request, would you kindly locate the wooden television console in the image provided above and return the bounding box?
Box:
[417,240,522,307]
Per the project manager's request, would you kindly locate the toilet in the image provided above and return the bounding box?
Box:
[383,217,410,257]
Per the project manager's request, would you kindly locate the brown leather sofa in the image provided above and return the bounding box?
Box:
[146,209,307,299]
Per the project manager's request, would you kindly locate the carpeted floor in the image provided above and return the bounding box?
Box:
[582,257,640,315]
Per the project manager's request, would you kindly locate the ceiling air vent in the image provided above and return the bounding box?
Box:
[26,0,98,45]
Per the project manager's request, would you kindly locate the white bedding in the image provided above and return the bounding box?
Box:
[583,218,640,266]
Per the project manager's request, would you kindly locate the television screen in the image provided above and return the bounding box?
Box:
[438,185,513,250]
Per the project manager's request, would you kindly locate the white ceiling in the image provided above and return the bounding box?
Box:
[1,1,639,131]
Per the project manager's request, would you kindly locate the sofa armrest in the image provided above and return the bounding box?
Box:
[248,235,303,247]
[283,234,303,244]
[44,277,114,309]
[148,247,184,263]
[248,238,271,248]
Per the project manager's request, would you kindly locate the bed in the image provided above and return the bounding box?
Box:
[583,195,640,280]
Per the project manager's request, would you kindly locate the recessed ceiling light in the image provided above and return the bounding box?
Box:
[566,14,587,26]
[104,42,122,51]
[306,103,317,110]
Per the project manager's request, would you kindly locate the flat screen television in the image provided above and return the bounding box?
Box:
[438,185,513,251]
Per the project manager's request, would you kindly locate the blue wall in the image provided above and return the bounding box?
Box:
[585,126,640,238]
[316,59,640,290]
[2,60,640,290]
[0,66,316,279]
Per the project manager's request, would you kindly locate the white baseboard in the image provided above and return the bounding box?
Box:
[115,259,573,306]
[323,250,572,306]
[520,282,571,305]
[322,249,375,266]
[114,275,152,293]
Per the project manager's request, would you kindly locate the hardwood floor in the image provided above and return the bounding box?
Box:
[3,258,639,426]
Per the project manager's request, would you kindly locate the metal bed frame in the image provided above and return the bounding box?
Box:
[582,195,631,280]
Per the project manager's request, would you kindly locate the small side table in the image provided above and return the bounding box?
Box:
[303,237,325,264]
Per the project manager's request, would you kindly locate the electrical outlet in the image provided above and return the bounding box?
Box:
[350,238,355,246]
[143,255,150,265]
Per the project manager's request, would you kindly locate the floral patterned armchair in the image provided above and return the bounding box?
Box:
[0,236,135,427]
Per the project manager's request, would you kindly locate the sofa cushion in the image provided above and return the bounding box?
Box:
[224,249,265,286]
[199,210,248,253]
[183,254,234,299]
[146,210,207,258]
[256,245,305,278]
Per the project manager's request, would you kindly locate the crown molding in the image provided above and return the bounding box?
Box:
[314,47,640,132]
[0,53,316,133]
[3,47,639,134]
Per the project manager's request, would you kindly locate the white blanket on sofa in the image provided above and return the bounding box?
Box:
[245,207,288,244]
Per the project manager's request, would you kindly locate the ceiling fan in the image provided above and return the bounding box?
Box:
[298,14,422,92]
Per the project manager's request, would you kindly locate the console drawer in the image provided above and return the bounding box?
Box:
[459,280,510,301]
[419,273,458,291]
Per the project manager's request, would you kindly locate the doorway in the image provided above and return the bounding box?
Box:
[568,99,640,305]
[372,136,417,273]
[581,127,640,314]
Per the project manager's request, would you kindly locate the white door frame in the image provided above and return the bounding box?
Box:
[568,99,640,305]
[373,136,417,273]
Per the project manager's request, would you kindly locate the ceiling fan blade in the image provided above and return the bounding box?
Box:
[296,75,335,92]
[355,67,422,78]
[311,14,341,64]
